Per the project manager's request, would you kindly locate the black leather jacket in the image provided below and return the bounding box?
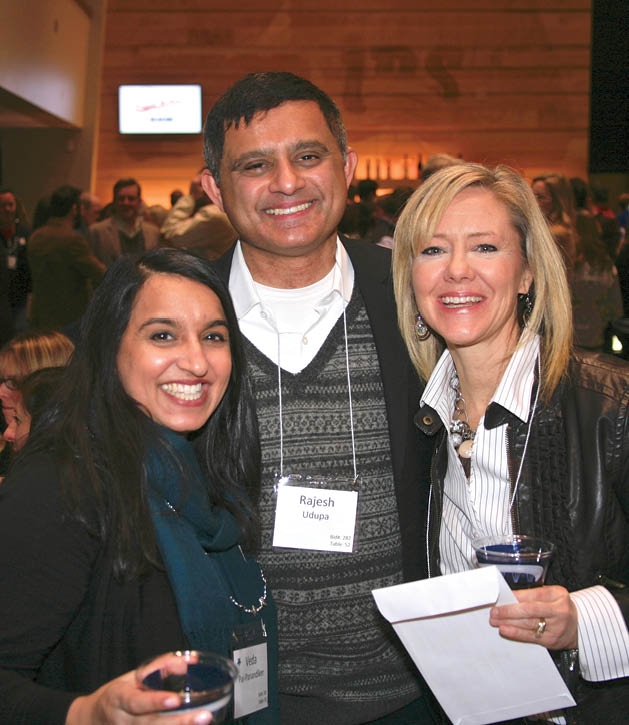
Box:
[415,349,629,720]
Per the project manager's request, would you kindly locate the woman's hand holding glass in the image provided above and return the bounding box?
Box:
[65,652,214,724]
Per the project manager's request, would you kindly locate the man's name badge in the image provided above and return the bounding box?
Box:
[273,480,358,552]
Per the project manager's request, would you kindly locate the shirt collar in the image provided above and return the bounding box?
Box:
[421,334,541,428]
[334,238,354,303]
[491,333,540,423]
[421,350,457,429]
[228,237,353,321]
[229,242,259,320]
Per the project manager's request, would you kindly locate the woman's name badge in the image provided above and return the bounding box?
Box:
[272,473,359,553]
[232,622,268,718]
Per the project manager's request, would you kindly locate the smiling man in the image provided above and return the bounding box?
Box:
[89,178,160,267]
[202,72,434,724]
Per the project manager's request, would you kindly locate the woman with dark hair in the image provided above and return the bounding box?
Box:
[532,173,577,284]
[0,248,278,723]
[572,217,623,350]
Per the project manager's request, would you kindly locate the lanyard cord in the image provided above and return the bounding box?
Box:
[342,304,358,482]
[277,332,284,476]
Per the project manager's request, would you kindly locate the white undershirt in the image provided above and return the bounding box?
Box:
[421,335,629,686]
[228,239,354,374]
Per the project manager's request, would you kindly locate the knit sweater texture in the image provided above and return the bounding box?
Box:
[245,289,422,724]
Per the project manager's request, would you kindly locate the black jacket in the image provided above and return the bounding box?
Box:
[416,348,629,720]
[0,454,187,724]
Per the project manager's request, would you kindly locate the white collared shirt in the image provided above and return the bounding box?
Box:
[228,238,354,374]
[422,334,629,685]
[422,334,540,574]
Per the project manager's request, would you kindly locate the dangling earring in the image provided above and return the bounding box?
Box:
[518,291,533,326]
[415,312,431,341]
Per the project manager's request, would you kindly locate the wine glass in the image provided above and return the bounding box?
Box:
[473,534,554,590]
[139,650,238,721]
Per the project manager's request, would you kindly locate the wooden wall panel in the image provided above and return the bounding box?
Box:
[104,12,589,47]
[95,1,591,206]
[108,1,590,10]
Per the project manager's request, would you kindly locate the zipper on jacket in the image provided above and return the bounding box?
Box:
[505,423,520,534]
[427,434,445,578]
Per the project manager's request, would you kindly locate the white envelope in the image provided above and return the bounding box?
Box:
[373,566,576,725]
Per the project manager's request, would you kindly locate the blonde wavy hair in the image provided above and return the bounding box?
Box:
[392,163,573,401]
[0,331,74,381]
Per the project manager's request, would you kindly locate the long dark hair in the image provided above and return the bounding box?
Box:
[21,248,261,579]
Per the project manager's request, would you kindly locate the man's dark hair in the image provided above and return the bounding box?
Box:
[357,179,378,201]
[170,189,184,207]
[570,177,589,210]
[113,178,141,200]
[590,183,609,205]
[49,185,81,218]
[203,72,348,182]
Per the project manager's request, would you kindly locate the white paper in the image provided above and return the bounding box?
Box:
[373,567,576,725]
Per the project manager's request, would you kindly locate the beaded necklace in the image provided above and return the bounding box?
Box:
[449,372,475,460]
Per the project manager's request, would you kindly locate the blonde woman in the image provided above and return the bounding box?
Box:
[0,331,74,429]
[393,162,628,720]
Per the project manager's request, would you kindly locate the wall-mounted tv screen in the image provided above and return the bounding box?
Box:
[118,84,202,135]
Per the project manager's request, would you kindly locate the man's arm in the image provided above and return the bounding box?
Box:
[160,194,202,247]
[69,234,106,283]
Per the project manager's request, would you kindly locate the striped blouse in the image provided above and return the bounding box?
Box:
[421,334,629,685]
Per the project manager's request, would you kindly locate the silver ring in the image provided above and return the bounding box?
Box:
[535,617,547,638]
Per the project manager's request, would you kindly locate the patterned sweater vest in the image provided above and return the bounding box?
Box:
[244,288,422,724]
